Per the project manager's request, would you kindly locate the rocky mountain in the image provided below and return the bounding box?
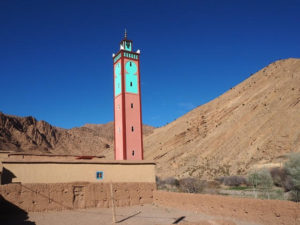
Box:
[0,113,58,153]
[0,113,154,156]
[144,58,300,179]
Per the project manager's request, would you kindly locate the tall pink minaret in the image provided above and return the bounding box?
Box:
[113,31,143,160]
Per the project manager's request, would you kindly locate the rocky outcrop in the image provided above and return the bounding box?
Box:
[0,113,59,153]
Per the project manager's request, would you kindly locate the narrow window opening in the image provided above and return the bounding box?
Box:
[117,104,120,110]
[131,126,134,132]
[131,103,133,108]
[130,62,132,66]
[130,82,132,86]
[132,150,135,156]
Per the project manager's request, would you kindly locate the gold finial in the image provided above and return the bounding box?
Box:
[124,28,127,39]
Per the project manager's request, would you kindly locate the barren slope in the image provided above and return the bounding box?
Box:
[144,58,300,179]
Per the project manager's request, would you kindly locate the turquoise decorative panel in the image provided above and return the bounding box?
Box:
[115,62,121,96]
[124,52,138,60]
[124,41,132,51]
[125,61,138,94]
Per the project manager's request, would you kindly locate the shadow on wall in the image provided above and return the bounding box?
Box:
[1,167,16,184]
[0,195,36,225]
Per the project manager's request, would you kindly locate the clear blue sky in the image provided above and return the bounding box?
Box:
[1,0,300,128]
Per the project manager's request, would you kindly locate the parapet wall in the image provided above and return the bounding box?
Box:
[0,182,155,212]
[154,191,300,225]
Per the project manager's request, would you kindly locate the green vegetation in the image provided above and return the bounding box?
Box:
[248,169,273,199]
[156,153,300,202]
[284,153,300,202]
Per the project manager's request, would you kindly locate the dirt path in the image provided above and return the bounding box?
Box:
[3,204,260,225]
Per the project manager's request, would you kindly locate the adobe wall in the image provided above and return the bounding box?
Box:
[0,182,155,212]
[2,161,155,183]
[154,191,300,225]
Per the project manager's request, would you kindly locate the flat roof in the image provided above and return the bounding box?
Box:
[2,158,155,165]
[6,152,105,158]
[0,151,13,153]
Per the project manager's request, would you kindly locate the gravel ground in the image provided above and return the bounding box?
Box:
[2,204,261,225]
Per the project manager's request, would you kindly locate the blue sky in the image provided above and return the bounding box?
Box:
[1,0,300,128]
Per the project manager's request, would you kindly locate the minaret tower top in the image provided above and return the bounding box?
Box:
[120,29,133,52]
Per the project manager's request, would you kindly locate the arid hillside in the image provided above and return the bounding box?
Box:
[144,58,300,179]
[0,112,154,156]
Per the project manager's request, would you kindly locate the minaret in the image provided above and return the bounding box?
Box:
[113,31,143,160]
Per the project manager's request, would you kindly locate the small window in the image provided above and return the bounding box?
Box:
[118,127,121,133]
[131,103,133,108]
[96,171,103,180]
[117,104,120,110]
[130,62,132,66]
[131,126,134,132]
[132,150,135,156]
[130,82,133,86]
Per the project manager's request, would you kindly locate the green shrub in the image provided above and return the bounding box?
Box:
[248,169,273,199]
[156,176,179,191]
[284,153,300,202]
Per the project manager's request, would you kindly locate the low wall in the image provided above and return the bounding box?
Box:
[0,182,155,212]
[154,191,300,225]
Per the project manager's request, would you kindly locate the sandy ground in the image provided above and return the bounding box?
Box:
[154,191,300,225]
[2,204,261,225]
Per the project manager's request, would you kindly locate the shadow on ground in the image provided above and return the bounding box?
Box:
[0,195,35,225]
